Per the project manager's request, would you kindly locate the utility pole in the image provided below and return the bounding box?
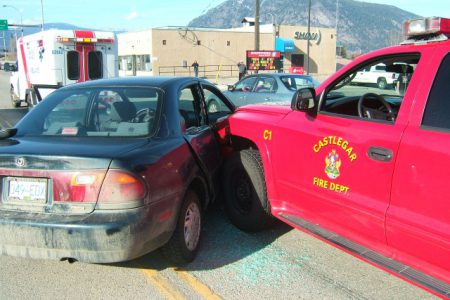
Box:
[306,0,311,74]
[40,0,45,31]
[255,0,260,50]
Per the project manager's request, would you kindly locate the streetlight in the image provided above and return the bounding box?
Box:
[265,12,277,50]
[2,5,23,36]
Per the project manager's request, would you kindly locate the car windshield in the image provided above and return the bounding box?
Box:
[16,87,162,137]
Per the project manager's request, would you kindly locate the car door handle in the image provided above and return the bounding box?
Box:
[367,146,393,162]
[265,98,271,101]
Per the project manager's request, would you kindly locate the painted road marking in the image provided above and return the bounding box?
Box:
[141,269,186,300]
[173,268,222,300]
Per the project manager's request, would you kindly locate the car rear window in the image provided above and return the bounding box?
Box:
[16,87,162,138]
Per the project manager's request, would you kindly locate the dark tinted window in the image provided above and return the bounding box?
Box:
[88,51,103,79]
[67,51,80,80]
[422,53,450,130]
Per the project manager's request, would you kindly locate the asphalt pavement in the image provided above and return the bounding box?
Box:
[0,70,439,300]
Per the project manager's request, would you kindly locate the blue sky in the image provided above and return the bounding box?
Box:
[1,0,450,31]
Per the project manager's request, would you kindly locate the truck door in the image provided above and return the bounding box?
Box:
[387,50,450,281]
[272,54,421,253]
[65,31,104,83]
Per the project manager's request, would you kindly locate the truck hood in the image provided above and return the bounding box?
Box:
[235,103,292,116]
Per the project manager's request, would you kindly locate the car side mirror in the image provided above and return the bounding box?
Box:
[291,88,317,114]
[228,85,235,91]
[0,128,17,139]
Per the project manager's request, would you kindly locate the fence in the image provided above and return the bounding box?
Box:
[159,64,239,79]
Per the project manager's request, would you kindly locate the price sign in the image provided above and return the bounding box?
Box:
[246,50,283,71]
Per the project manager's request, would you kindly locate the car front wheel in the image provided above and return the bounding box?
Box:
[162,190,202,265]
[223,149,274,232]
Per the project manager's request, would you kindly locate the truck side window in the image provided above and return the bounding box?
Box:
[67,51,80,80]
[321,55,419,123]
[422,54,450,131]
[88,51,103,80]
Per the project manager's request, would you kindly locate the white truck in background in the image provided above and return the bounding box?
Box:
[351,63,398,89]
[10,29,118,108]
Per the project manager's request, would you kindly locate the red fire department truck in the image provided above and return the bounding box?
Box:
[221,17,450,297]
[9,29,118,108]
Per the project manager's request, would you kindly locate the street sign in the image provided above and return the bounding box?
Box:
[0,20,8,30]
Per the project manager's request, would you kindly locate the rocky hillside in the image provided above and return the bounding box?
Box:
[188,0,420,53]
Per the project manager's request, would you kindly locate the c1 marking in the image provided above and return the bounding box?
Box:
[263,129,272,141]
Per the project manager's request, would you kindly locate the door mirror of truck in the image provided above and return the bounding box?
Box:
[291,87,317,114]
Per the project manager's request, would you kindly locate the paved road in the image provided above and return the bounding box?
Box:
[0,71,438,299]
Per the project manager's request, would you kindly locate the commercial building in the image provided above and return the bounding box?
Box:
[117,21,336,79]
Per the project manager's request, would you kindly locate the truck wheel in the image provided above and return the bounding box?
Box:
[377,78,387,89]
[207,99,219,113]
[162,190,202,265]
[223,149,274,232]
[10,86,20,108]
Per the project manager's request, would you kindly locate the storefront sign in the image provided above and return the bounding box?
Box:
[294,30,321,45]
[246,50,283,71]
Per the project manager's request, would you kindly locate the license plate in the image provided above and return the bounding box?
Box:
[7,177,48,203]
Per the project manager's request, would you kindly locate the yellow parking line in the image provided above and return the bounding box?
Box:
[141,269,186,300]
[173,268,222,300]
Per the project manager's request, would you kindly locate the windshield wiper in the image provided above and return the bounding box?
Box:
[0,128,17,140]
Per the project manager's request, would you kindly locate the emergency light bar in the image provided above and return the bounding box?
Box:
[56,37,115,43]
[403,17,450,37]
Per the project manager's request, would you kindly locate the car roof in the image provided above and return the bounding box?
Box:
[59,76,212,90]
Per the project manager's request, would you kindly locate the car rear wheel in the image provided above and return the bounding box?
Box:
[223,149,274,232]
[377,78,387,89]
[162,190,202,265]
[10,86,20,108]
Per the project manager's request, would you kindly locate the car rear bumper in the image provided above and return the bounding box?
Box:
[0,205,173,263]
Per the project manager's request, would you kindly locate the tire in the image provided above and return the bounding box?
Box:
[377,78,387,89]
[207,100,219,113]
[10,86,20,108]
[162,190,202,265]
[223,149,274,232]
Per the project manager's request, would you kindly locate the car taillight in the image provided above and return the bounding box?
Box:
[53,171,106,203]
[98,170,146,204]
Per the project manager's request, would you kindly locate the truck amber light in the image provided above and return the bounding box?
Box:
[404,17,450,37]
[98,170,146,203]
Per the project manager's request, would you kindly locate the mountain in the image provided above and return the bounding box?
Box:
[188,0,420,53]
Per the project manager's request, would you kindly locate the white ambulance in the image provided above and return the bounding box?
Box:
[10,29,118,108]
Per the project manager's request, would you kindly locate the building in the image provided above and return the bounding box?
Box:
[117,22,336,79]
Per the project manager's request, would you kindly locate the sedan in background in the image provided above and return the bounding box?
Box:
[207,73,318,112]
[0,76,234,265]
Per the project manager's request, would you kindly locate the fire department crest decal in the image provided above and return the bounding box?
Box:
[325,150,341,179]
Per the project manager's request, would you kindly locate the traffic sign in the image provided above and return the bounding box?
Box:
[0,20,8,30]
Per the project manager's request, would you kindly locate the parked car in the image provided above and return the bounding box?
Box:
[207,73,318,112]
[0,76,234,264]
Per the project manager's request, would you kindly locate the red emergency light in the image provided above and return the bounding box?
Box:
[403,17,450,38]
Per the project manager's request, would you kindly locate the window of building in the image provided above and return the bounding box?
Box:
[162,40,166,45]
[227,41,231,46]
[67,51,80,80]
[118,55,152,72]
[197,40,201,46]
